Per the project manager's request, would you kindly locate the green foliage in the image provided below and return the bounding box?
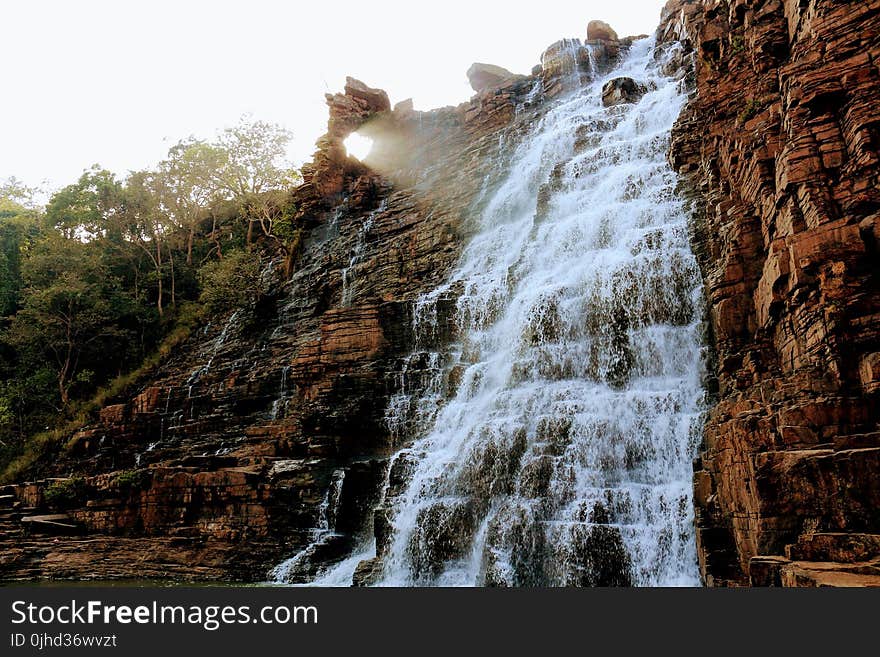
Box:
[45,167,123,237]
[0,302,205,484]
[90,300,205,407]
[114,469,149,492]
[197,249,262,313]
[0,117,304,482]
[0,192,41,317]
[0,178,40,210]
[212,117,300,197]
[43,476,87,509]
[737,98,766,125]
[730,35,744,55]
[0,394,13,429]
[5,232,138,406]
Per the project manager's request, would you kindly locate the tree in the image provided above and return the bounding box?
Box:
[197,248,261,313]
[119,170,172,317]
[42,167,172,316]
[203,117,301,245]
[45,166,122,238]
[0,369,56,452]
[0,177,40,209]
[214,117,298,197]
[0,185,42,318]
[6,233,133,406]
[157,139,223,265]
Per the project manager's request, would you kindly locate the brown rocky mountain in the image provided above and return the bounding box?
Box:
[1,0,877,587]
[664,0,880,587]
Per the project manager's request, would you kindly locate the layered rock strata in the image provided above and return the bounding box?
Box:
[0,56,595,581]
[662,0,880,586]
[4,1,877,588]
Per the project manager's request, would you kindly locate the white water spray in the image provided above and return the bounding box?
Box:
[371,38,704,586]
[269,366,291,420]
[341,200,385,307]
[270,468,347,583]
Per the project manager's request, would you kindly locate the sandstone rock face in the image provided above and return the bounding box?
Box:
[326,77,391,138]
[661,0,880,586]
[540,39,593,97]
[539,34,628,98]
[601,77,648,106]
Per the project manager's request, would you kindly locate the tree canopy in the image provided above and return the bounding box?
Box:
[0,116,301,471]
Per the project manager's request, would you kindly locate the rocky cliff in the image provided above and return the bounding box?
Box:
[662,0,880,586]
[0,38,627,582]
[1,2,878,587]
[0,82,518,581]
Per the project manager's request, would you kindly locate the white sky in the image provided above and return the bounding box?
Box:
[1,0,668,193]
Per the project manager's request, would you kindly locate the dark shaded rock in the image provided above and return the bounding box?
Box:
[601,77,647,106]
[352,557,383,586]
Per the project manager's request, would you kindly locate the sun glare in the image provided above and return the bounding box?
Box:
[344,132,374,161]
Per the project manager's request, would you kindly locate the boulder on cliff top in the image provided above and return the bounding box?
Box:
[344,77,391,113]
[541,39,592,75]
[466,63,518,93]
[587,20,618,42]
[393,98,415,115]
[539,39,594,97]
[601,77,648,106]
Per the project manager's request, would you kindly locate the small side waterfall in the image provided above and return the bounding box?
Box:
[367,37,705,586]
[341,200,386,307]
[270,469,347,583]
[185,308,243,388]
[269,366,291,420]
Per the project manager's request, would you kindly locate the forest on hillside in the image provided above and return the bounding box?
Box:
[0,118,301,480]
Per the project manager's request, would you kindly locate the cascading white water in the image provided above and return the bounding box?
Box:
[370,37,706,587]
[186,308,243,387]
[269,365,291,420]
[341,200,386,307]
[270,468,347,583]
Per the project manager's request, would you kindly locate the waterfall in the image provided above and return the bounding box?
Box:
[269,366,291,420]
[270,468,347,583]
[369,37,705,587]
[341,200,385,307]
[185,308,243,387]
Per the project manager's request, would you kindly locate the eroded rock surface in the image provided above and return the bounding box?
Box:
[661,0,880,586]
[587,20,619,42]
[0,65,550,582]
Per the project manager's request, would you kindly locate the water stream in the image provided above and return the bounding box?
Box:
[269,469,347,583]
[288,36,705,587]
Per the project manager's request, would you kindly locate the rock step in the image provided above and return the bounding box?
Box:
[781,560,880,588]
[20,514,83,535]
[751,552,880,587]
[786,532,880,562]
